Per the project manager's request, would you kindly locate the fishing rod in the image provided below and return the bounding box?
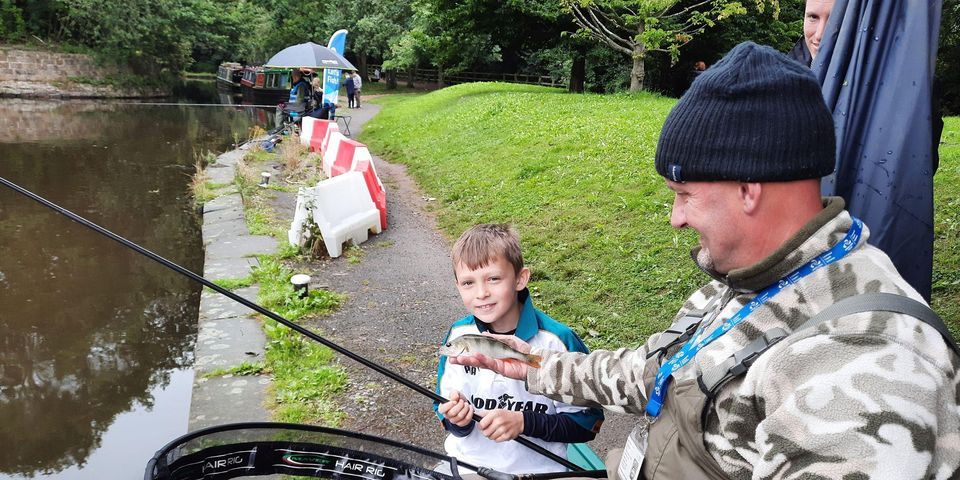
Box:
[0,176,584,473]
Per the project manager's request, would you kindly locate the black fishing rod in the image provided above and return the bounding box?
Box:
[0,176,584,473]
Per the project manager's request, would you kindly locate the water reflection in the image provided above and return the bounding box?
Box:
[0,91,271,477]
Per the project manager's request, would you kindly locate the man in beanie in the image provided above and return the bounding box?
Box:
[450,42,959,479]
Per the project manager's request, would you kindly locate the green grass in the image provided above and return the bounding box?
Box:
[344,244,364,265]
[212,275,254,291]
[204,362,266,378]
[251,255,347,424]
[933,116,960,336]
[263,317,347,425]
[252,256,343,320]
[362,82,960,346]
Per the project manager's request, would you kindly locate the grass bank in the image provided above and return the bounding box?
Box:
[362,82,960,345]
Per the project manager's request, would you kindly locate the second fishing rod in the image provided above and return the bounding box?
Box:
[0,175,584,473]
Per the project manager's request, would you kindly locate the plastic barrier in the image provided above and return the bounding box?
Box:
[353,151,388,230]
[321,131,346,178]
[288,187,311,247]
[300,116,316,147]
[309,120,336,153]
[331,138,364,177]
[287,171,381,258]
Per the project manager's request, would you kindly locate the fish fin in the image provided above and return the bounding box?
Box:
[525,353,542,369]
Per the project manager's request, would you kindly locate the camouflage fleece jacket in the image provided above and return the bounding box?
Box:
[527,198,960,479]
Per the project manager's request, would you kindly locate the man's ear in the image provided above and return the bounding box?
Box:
[515,267,531,291]
[739,182,763,214]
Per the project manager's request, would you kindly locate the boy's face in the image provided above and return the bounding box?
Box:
[454,256,530,333]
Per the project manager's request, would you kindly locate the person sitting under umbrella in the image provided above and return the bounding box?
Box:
[274,68,313,126]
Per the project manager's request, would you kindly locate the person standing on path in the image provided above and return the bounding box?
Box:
[436,224,603,474]
[344,71,356,108]
[451,42,960,479]
[353,72,363,108]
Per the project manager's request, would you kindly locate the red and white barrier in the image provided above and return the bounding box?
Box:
[287,171,382,258]
[309,119,336,153]
[354,152,387,231]
[300,117,317,147]
[321,131,347,177]
[288,120,390,249]
[331,138,364,177]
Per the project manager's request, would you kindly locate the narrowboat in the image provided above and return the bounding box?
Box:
[215,62,243,88]
[240,66,291,104]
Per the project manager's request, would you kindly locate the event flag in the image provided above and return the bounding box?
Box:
[322,29,348,106]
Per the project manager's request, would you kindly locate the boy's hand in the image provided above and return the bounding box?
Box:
[438,390,474,427]
[447,333,533,380]
[478,409,524,442]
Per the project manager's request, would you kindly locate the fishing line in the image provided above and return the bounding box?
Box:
[0,176,584,473]
[125,102,278,108]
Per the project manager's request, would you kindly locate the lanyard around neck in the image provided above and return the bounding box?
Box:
[645,217,864,417]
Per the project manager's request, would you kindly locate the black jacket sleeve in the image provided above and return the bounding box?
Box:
[442,418,475,438]
[521,411,597,443]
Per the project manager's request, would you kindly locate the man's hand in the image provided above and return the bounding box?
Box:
[478,409,524,442]
[438,390,474,427]
[447,333,533,380]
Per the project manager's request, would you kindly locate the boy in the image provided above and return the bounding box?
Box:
[435,224,603,474]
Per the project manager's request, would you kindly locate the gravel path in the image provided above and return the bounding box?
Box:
[284,102,634,466]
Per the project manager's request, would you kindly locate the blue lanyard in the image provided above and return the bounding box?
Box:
[645,217,864,417]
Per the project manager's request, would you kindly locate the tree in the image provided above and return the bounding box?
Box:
[0,0,26,41]
[565,0,778,91]
[938,0,960,114]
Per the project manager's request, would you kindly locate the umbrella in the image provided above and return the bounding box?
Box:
[814,0,942,300]
[264,41,356,70]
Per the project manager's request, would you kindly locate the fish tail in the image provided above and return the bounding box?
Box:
[525,353,542,369]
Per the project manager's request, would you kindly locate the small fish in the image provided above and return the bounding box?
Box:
[439,334,542,368]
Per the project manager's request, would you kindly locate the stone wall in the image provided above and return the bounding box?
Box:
[0,46,119,82]
[0,46,166,98]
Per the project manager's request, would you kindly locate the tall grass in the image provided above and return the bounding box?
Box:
[362,82,960,345]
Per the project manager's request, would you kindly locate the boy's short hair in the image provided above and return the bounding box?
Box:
[452,224,524,276]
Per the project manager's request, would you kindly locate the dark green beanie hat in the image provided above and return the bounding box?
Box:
[655,41,836,183]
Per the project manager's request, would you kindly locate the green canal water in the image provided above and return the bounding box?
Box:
[0,82,273,478]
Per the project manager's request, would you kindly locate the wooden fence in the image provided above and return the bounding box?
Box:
[368,65,563,88]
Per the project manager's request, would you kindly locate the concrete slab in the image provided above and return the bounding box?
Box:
[206,163,235,184]
[194,316,267,375]
[189,374,273,429]
[205,235,278,260]
[204,256,259,281]
[203,218,250,244]
[203,193,243,219]
[215,149,245,167]
[199,286,259,321]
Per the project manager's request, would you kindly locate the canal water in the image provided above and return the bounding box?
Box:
[0,82,273,478]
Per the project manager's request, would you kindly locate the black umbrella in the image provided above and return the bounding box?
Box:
[264,41,357,70]
[814,0,943,299]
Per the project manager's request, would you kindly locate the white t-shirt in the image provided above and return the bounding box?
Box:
[435,293,602,474]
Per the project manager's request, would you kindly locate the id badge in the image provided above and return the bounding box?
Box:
[617,423,649,480]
